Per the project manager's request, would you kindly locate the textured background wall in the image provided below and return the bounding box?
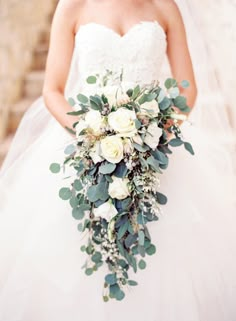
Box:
[0,0,55,137]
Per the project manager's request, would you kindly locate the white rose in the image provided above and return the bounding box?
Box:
[93,201,118,222]
[100,136,124,163]
[108,176,130,200]
[108,107,137,137]
[140,100,160,117]
[102,86,130,106]
[144,122,163,150]
[89,141,103,164]
[75,120,88,141]
[85,110,104,135]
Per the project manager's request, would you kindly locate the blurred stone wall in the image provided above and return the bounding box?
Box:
[0,0,55,137]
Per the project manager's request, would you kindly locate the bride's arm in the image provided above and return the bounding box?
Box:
[42,1,81,131]
[161,0,198,114]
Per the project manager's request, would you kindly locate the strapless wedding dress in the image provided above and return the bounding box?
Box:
[0,21,236,321]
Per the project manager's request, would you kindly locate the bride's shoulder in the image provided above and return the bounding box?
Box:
[153,0,183,27]
[55,0,86,15]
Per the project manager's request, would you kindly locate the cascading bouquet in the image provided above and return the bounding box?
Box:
[50,71,194,302]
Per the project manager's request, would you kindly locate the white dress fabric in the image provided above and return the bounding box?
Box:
[0,21,236,321]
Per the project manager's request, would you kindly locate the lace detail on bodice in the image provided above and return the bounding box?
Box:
[65,21,167,98]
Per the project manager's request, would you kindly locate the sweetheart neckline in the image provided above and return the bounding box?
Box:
[75,20,166,41]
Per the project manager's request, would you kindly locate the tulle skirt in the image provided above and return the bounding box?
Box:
[0,96,236,321]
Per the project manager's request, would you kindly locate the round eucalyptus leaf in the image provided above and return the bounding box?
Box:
[80,245,86,252]
[115,290,125,301]
[72,207,85,220]
[99,162,116,175]
[146,244,156,256]
[59,188,72,200]
[73,179,83,191]
[169,87,180,99]
[86,76,97,84]
[85,268,93,276]
[77,223,83,232]
[105,273,117,285]
[138,259,147,270]
[181,80,190,88]
[69,196,80,208]
[103,296,109,302]
[109,283,120,298]
[64,144,76,155]
[165,78,177,89]
[49,163,61,174]
[92,252,102,263]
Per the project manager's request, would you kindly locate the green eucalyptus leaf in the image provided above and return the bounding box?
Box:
[86,76,97,84]
[157,89,165,103]
[181,80,190,88]
[154,192,168,205]
[169,138,184,147]
[92,252,102,263]
[159,97,171,110]
[99,162,116,175]
[89,95,103,111]
[105,273,117,285]
[69,195,80,208]
[116,289,125,301]
[138,230,145,246]
[173,96,187,110]
[184,142,195,155]
[85,268,93,276]
[73,179,83,191]
[64,144,76,155]
[147,156,160,172]
[132,85,141,100]
[72,204,90,220]
[59,188,72,200]
[169,87,180,99]
[103,296,109,302]
[77,93,88,104]
[49,163,61,174]
[109,283,120,298]
[138,93,157,105]
[165,78,177,89]
[87,185,100,202]
[138,259,147,270]
[68,97,76,106]
[133,143,149,153]
[113,161,128,178]
[146,244,157,256]
[77,223,83,232]
[128,280,138,286]
[118,221,129,240]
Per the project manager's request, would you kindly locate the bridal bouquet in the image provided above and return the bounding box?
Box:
[50,72,194,302]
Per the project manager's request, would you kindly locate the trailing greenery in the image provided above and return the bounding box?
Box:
[50,71,194,302]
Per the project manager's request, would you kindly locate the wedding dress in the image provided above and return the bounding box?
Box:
[0,21,236,321]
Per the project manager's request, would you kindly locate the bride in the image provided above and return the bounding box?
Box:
[0,0,236,320]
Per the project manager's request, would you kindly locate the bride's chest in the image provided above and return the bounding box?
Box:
[73,21,167,84]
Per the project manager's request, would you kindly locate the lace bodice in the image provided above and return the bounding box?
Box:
[65,21,167,98]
